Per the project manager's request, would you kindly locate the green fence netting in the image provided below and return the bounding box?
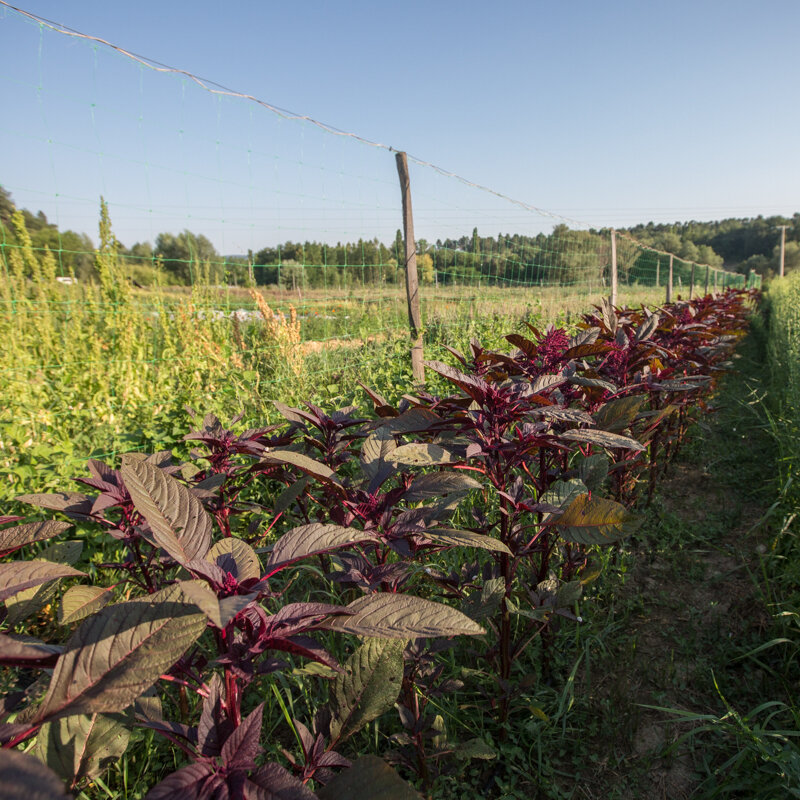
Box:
[0,4,756,499]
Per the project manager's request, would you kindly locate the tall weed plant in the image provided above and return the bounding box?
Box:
[0,202,308,501]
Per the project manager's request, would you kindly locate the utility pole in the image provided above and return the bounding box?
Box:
[778,225,788,277]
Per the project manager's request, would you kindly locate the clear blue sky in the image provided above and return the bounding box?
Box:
[1,0,798,253]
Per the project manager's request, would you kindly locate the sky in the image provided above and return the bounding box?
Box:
[1,0,799,253]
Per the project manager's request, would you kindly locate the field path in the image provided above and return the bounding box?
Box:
[577,333,774,799]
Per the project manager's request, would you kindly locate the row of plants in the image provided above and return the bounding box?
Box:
[0,288,755,798]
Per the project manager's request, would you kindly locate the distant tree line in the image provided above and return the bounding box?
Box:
[624,216,800,279]
[1,185,796,289]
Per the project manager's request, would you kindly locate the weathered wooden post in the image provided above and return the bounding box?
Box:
[395,151,425,385]
[610,229,618,307]
[655,255,660,288]
[704,265,709,296]
[689,263,696,300]
[714,269,717,293]
[666,254,673,303]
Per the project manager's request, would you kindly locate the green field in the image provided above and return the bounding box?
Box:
[0,228,668,503]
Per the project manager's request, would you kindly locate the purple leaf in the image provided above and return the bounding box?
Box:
[220,703,264,768]
[121,459,213,566]
[265,524,377,577]
[0,520,72,558]
[258,450,341,486]
[34,598,206,724]
[0,561,85,602]
[15,492,95,521]
[144,761,215,799]
[0,748,71,799]
[0,633,63,667]
[245,763,317,800]
[197,674,232,757]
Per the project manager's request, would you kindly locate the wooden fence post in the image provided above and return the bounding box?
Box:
[689,263,696,300]
[395,151,425,385]
[714,270,717,293]
[655,256,660,288]
[666,254,673,303]
[610,229,618,307]
[704,265,709,296]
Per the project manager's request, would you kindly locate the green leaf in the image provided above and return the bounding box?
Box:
[329,638,404,744]
[0,520,72,557]
[0,749,71,800]
[316,756,422,800]
[389,443,455,467]
[4,541,84,625]
[462,577,505,621]
[402,472,481,502]
[5,580,60,626]
[59,586,114,625]
[559,579,584,606]
[206,538,261,582]
[576,454,609,493]
[34,598,206,724]
[551,494,641,545]
[422,528,511,554]
[453,738,497,760]
[120,459,213,565]
[32,712,131,785]
[593,395,646,432]
[541,479,588,520]
[265,523,376,575]
[41,540,84,565]
[0,561,85,603]
[273,477,309,515]
[559,428,645,452]
[328,594,485,639]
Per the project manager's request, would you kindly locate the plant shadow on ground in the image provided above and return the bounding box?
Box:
[535,316,791,800]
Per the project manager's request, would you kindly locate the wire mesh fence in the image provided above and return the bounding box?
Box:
[0,3,757,499]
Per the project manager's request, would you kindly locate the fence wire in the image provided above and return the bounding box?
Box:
[0,3,755,500]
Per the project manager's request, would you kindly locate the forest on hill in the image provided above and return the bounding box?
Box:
[1,185,797,289]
